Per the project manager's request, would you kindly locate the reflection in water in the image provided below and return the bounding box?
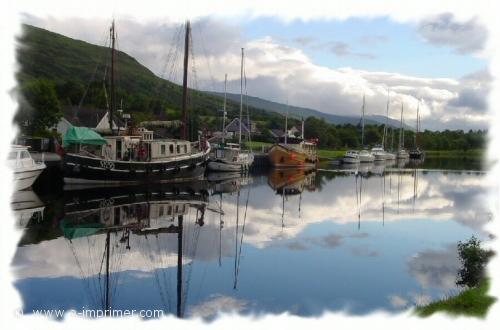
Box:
[12,164,491,318]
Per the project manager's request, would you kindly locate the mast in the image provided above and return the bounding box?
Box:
[415,102,420,149]
[361,94,365,147]
[284,98,289,145]
[181,21,191,140]
[239,48,244,146]
[383,89,390,149]
[104,231,111,311]
[177,215,183,318]
[399,103,404,149]
[109,20,116,134]
[222,74,227,144]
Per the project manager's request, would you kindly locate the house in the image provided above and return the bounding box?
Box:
[223,118,259,138]
[269,126,301,140]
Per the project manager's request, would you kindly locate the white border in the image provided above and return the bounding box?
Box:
[1,1,498,329]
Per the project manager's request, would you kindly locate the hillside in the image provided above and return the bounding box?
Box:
[211,92,410,129]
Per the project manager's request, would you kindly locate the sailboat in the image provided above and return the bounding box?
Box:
[344,95,373,163]
[207,50,254,172]
[396,103,409,159]
[372,90,395,161]
[409,102,425,160]
[62,20,210,185]
[268,100,318,168]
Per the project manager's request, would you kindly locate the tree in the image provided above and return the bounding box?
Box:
[15,79,62,136]
[456,236,493,288]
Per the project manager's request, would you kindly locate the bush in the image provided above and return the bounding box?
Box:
[456,236,494,288]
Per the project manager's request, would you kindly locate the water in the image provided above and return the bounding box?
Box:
[11,158,491,319]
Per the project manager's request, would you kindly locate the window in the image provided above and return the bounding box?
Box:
[159,206,164,216]
[183,145,187,153]
[161,144,166,155]
[177,145,180,154]
[169,144,174,154]
[21,151,31,159]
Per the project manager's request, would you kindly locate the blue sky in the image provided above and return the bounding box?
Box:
[240,16,486,79]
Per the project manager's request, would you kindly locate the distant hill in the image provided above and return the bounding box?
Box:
[211,92,412,129]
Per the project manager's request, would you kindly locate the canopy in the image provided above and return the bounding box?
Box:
[63,126,107,148]
[60,219,105,240]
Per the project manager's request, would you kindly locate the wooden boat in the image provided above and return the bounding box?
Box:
[62,21,210,185]
[8,145,46,190]
[268,102,318,168]
[268,137,318,168]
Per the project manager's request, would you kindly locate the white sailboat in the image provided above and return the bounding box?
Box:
[358,95,374,163]
[372,89,395,160]
[208,48,254,172]
[397,103,410,159]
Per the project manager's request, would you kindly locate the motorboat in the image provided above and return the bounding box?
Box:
[8,145,46,190]
[342,150,360,164]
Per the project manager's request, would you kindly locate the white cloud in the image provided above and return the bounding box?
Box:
[20,15,491,130]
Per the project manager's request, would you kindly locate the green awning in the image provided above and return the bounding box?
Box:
[63,126,107,148]
[60,219,105,240]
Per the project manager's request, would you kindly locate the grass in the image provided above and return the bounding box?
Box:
[244,142,486,161]
[415,279,496,318]
[424,149,485,158]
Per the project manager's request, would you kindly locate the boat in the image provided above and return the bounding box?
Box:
[208,51,254,172]
[62,21,210,185]
[409,102,425,160]
[268,103,318,167]
[372,90,394,161]
[8,145,46,190]
[396,103,410,160]
[343,94,373,164]
[359,149,375,162]
[371,145,387,161]
[343,150,360,164]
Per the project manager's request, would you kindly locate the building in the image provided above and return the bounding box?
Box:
[223,118,259,138]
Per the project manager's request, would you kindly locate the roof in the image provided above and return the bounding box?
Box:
[224,118,251,134]
[269,129,285,137]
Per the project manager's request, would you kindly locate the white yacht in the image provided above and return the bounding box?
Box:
[359,149,375,163]
[343,150,360,164]
[371,146,387,161]
[8,145,46,191]
[397,149,410,159]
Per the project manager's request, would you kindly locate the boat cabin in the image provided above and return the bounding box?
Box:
[8,145,37,169]
[99,128,193,162]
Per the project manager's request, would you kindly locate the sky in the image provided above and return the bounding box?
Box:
[21,12,490,130]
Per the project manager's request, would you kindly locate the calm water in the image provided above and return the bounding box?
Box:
[11,158,492,319]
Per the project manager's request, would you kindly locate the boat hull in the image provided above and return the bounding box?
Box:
[359,154,375,163]
[207,159,250,172]
[342,156,360,164]
[63,151,209,185]
[13,165,46,191]
[268,144,317,168]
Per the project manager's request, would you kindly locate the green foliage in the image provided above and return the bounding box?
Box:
[15,79,62,136]
[456,236,494,288]
[415,279,495,318]
[415,237,495,318]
